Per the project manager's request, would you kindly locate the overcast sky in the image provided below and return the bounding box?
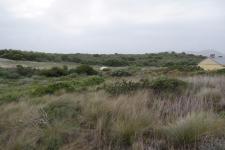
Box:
[0,0,224,54]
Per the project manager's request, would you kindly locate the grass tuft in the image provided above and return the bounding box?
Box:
[159,112,225,146]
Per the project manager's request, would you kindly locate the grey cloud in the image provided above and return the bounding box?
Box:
[0,0,224,53]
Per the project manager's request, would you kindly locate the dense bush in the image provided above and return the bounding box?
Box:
[75,65,98,75]
[111,70,132,77]
[0,49,60,62]
[16,65,36,77]
[103,59,129,67]
[40,66,68,77]
[0,66,36,79]
[0,65,91,79]
[0,49,204,67]
[105,77,187,96]
[0,68,20,79]
[150,77,187,93]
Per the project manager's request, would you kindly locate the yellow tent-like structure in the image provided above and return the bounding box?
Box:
[198,56,225,71]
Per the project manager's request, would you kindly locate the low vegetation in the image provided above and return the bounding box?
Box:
[1,76,225,150]
[105,80,141,95]
[0,64,98,79]
[32,76,104,96]
[40,66,69,77]
[0,49,204,67]
[105,77,187,96]
[111,69,132,77]
[150,76,188,94]
[1,50,225,150]
[159,112,225,146]
[75,64,98,75]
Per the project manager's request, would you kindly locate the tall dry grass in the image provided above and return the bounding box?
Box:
[0,75,225,149]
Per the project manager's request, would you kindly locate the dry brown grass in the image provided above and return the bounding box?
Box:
[0,102,42,149]
[0,75,225,149]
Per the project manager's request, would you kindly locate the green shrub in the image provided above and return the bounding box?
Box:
[150,77,187,93]
[75,65,98,75]
[0,50,204,67]
[168,65,204,72]
[16,65,36,77]
[103,59,128,67]
[32,76,104,96]
[105,77,187,96]
[32,82,73,96]
[111,70,132,77]
[0,66,37,78]
[40,66,68,77]
[0,68,20,79]
[105,80,140,96]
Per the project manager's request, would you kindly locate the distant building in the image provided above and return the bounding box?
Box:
[198,54,225,71]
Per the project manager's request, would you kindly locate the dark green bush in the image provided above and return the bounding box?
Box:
[103,59,128,67]
[40,66,68,77]
[75,65,98,75]
[16,65,36,77]
[0,66,37,79]
[0,68,20,79]
[111,70,132,77]
[0,66,36,78]
[150,77,187,93]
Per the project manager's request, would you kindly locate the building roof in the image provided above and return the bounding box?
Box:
[212,57,225,65]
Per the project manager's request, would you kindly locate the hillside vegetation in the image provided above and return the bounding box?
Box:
[1,50,225,150]
[0,49,204,67]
